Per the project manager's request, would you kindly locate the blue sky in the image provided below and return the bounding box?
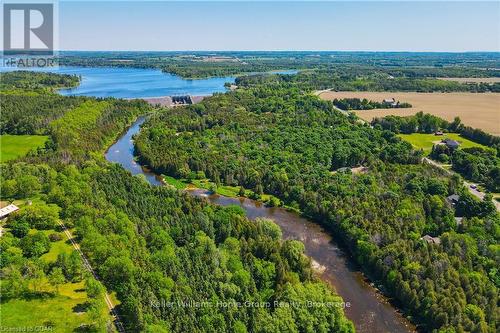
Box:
[58,1,500,51]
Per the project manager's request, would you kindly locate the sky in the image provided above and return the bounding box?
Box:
[54,1,500,51]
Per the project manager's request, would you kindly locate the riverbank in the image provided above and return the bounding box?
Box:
[105,117,417,333]
[162,175,299,212]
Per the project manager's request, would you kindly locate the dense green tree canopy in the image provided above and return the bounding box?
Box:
[136,83,499,332]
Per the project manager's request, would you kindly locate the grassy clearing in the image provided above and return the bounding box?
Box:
[0,280,106,333]
[1,211,110,332]
[0,135,48,162]
[40,231,74,263]
[398,133,489,153]
[163,175,288,207]
[163,175,189,190]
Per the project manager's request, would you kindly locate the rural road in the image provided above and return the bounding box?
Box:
[316,91,498,211]
[314,90,499,212]
[57,220,126,333]
[423,158,500,211]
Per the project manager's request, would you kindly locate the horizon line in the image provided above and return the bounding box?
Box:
[55,50,500,53]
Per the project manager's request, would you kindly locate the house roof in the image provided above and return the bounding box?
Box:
[443,138,460,147]
[421,235,441,245]
[0,204,19,219]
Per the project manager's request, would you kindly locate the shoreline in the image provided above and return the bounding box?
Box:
[104,117,418,333]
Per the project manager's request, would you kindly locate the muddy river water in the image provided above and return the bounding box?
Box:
[106,116,416,333]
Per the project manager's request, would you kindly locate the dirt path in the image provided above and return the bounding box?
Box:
[57,220,125,333]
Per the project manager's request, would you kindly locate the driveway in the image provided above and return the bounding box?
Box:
[423,158,500,211]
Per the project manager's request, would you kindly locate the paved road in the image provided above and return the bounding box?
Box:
[423,158,500,211]
[315,90,498,211]
[58,220,126,333]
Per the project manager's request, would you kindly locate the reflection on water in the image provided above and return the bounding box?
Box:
[106,116,417,333]
[188,189,416,333]
[1,66,235,98]
[105,117,163,186]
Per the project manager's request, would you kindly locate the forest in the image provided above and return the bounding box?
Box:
[135,82,499,332]
[0,72,354,332]
[372,113,500,192]
[58,51,500,81]
[1,57,499,332]
[0,70,80,91]
[236,70,500,93]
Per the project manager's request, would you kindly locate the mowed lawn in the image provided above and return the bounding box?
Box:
[0,134,48,162]
[398,133,488,153]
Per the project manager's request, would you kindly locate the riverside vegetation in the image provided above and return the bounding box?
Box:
[0,71,354,332]
[135,81,499,332]
[2,53,499,332]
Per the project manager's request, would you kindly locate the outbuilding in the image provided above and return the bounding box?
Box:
[0,204,19,220]
[421,235,441,245]
[442,138,460,150]
[446,194,460,206]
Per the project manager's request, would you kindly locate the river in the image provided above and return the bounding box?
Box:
[22,64,416,332]
[105,116,417,333]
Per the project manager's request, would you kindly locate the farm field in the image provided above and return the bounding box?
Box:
[0,135,48,162]
[397,133,489,153]
[317,91,500,135]
[437,77,500,83]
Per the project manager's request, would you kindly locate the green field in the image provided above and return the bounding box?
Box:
[163,175,189,190]
[0,135,48,162]
[0,281,105,333]
[1,203,109,332]
[398,133,488,153]
[40,231,74,263]
[163,175,285,207]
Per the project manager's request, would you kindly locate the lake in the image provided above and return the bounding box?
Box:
[4,64,416,332]
[1,66,235,98]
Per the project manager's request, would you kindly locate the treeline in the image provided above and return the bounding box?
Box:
[448,148,499,192]
[0,161,355,333]
[0,163,110,330]
[372,112,500,148]
[371,112,455,134]
[236,70,500,93]
[58,51,500,79]
[429,144,500,192]
[372,112,500,191]
[49,98,149,158]
[0,71,355,332]
[0,70,79,91]
[0,94,85,135]
[136,86,499,332]
[332,98,411,110]
[1,80,151,162]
